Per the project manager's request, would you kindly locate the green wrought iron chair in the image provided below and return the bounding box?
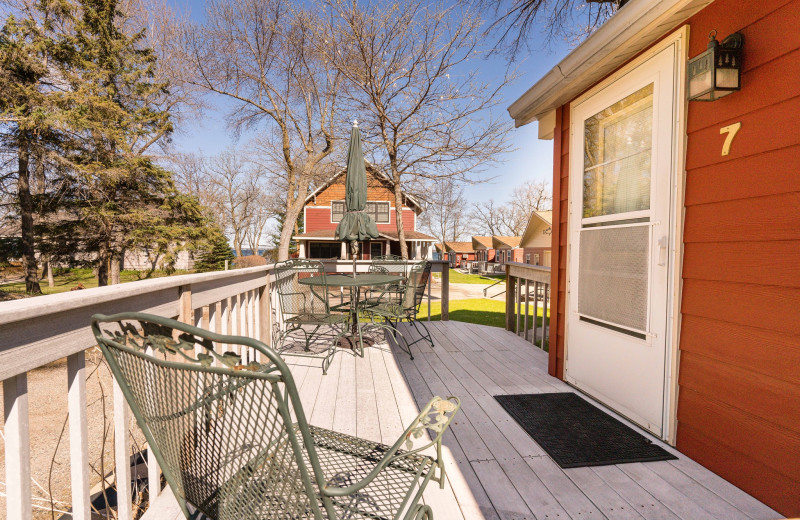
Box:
[273,259,348,374]
[360,262,434,360]
[91,312,461,520]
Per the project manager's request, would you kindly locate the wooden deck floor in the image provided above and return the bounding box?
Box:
[144,321,781,520]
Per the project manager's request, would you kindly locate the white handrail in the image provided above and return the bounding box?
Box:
[0,258,450,520]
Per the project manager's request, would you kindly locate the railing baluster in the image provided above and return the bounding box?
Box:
[516,278,522,334]
[4,373,32,520]
[532,282,539,346]
[427,267,432,321]
[441,266,449,321]
[524,280,530,341]
[543,284,550,350]
[113,376,133,520]
[143,345,162,503]
[68,352,91,520]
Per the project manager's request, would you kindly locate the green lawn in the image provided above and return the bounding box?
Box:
[417,298,548,330]
[0,268,185,297]
[436,269,505,284]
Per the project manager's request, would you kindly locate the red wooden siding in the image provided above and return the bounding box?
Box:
[549,105,568,378]
[677,1,800,513]
[547,1,800,514]
[305,206,416,233]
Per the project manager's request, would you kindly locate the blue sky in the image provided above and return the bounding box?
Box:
[166,1,575,204]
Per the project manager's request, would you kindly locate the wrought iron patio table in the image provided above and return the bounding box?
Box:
[300,273,403,355]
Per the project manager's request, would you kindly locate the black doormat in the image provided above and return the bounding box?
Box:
[494,392,677,468]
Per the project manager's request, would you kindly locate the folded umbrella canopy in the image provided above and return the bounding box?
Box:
[335,120,379,274]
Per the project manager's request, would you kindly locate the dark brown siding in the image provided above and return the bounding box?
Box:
[546,0,800,514]
[678,1,800,514]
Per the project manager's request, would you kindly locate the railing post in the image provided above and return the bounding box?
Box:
[179,284,192,324]
[505,265,515,331]
[68,352,91,520]
[113,378,133,520]
[259,282,271,346]
[4,373,31,520]
[441,264,449,321]
[532,282,540,346]
[543,284,550,349]
[524,280,530,341]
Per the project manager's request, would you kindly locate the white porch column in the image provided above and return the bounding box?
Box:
[340,241,348,259]
[298,241,306,258]
[415,242,421,259]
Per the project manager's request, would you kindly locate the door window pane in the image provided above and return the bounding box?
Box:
[583,84,653,218]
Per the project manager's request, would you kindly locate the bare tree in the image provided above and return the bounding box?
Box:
[475,0,623,60]
[181,0,342,260]
[418,179,473,245]
[472,179,551,236]
[323,0,513,259]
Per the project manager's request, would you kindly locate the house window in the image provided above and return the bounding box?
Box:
[365,201,390,223]
[309,242,341,259]
[331,201,345,222]
[526,253,530,264]
[534,254,540,265]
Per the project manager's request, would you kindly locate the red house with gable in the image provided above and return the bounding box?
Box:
[294,165,437,260]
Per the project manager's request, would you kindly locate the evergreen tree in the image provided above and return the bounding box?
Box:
[62,0,178,285]
[0,1,73,294]
[195,228,234,272]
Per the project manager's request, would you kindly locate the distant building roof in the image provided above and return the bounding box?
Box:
[520,210,554,247]
[471,236,493,249]
[444,241,474,253]
[492,236,522,249]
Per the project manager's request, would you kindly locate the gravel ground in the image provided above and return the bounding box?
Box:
[0,350,147,519]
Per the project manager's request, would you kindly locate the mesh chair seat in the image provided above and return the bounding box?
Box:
[287,313,350,326]
[307,426,435,520]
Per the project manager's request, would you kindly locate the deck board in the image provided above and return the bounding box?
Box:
[141,321,782,520]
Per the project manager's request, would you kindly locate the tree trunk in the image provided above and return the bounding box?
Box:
[392,183,409,259]
[18,145,42,295]
[277,196,306,261]
[110,253,121,285]
[97,242,110,286]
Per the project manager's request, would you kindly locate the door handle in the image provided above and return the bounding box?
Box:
[657,236,668,266]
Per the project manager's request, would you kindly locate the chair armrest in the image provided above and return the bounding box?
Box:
[320,396,460,497]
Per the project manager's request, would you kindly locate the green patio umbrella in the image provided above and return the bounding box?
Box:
[335,120,379,275]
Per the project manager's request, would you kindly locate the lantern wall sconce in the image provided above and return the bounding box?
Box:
[687,30,744,101]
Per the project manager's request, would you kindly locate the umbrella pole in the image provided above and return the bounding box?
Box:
[351,241,358,277]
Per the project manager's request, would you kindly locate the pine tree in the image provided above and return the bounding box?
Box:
[195,228,234,272]
[0,1,73,294]
[62,0,179,285]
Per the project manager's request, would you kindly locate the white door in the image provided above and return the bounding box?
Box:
[566,44,678,437]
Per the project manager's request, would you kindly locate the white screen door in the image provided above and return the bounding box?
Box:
[566,44,677,437]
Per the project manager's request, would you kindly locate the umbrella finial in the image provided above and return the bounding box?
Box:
[352,119,358,128]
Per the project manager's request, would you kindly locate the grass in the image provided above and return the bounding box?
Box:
[0,267,185,297]
[417,298,548,330]
[437,268,505,284]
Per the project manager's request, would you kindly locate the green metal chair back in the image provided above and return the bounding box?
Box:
[401,262,432,313]
[274,259,330,318]
[91,313,329,520]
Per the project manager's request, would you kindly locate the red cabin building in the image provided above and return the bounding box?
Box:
[509,0,800,514]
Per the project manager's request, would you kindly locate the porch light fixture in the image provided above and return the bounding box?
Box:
[687,30,744,101]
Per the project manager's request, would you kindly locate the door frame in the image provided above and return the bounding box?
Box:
[564,26,689,444]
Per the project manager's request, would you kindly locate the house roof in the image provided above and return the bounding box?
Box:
[304,163,423,212]
[520,210,554,247]
[471,236,493,250]
[507,0,712,134]
[444,242,474,253]
[492,236,522,249]
[434,243,445,252]
[294,229,436,242]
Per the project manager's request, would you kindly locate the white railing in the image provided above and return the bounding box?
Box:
[0,259,449,519]
[504,262,551,349]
